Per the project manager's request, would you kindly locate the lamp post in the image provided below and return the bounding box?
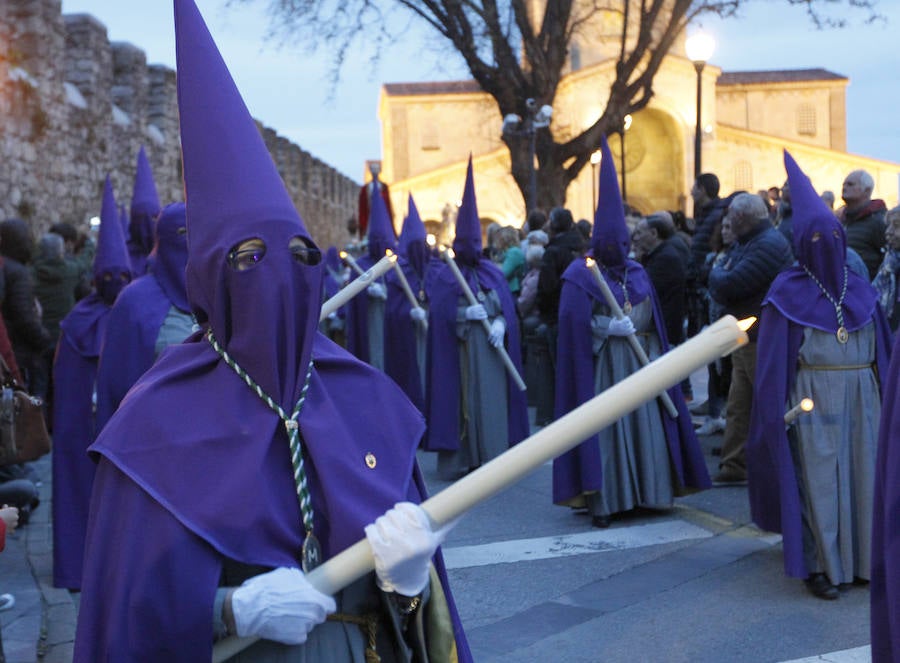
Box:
[685,32,715,180]
[619,113,632,203]
[590,150,602,209]
[502,99,553,213]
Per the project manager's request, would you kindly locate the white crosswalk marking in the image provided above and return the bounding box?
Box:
[778,645,871,662]
[442,519,714,569]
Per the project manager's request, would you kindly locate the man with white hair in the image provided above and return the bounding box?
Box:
[707,193,793,483]
[841,169,887,280]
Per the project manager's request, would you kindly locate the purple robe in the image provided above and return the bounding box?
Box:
[422,258,529,452]
[552,257,711,504]
[746,286,890,579]
[51,294,112,589]
[872,330,900,662]
[75,334,472,661]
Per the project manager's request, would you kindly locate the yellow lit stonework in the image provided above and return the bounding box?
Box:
[378,49,899,233]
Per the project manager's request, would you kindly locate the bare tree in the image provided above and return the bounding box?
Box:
[234,0,879,209]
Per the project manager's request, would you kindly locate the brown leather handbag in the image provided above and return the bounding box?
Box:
[0,357,51,466]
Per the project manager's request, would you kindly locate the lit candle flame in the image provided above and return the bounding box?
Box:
[339,251,348,259]
[737,317,757,332]
[800,398,814,412]
[444,247,455,259]
[387,253,398,263]
[585,257,596,269]
[385,249,394,258]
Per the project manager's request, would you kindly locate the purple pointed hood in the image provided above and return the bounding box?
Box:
[452,157,481,266]
[95,175,133,305]
[176,0,323,410]
[149,202,190,312]
[400,193,428,277]
[591,135,630,274]
[763,150,876,333]
[119,203,129,238]
[366,177,397,260]
[130,146,161,255]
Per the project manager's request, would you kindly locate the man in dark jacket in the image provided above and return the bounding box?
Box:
[708,194,794,483]
[687,174,730,338]
[840,169,886,280]
[632,214,687,347]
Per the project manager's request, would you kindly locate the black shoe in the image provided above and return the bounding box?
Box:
[712,468,747,485]
[804,574,839,600]
[592,515,610,529]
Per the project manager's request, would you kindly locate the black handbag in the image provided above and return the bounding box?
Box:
[0,357,51,466]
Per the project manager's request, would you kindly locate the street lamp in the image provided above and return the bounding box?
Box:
[502,99,553,212]
[590,150,602,209]
[619,113,632,202]
[685,31,715,179]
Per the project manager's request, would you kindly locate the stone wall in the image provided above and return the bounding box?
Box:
[0,0,358,251]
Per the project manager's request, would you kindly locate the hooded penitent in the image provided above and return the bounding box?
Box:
[746,150,890,581]
[94,203,191,432]
[385,193,432,411]
[423,157,529,452]
[74,0,471,660]
[322,245,344,300]
[52,175,131,591]
[346,180,395,363]
[128,146,161,275]
[552,134,710,507]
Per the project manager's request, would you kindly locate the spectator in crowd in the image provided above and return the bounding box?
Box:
[494,225,525,297]
[840,169,887,280]
[94,203,193,432]
[0,219,51,395]
[821,190,836,210]
[520,209,547,253]
[748,151,891,600]
[687,173,729,338]
[49,221,94,299]
[537,206,584,358]
[127,146,161,277]
[553,136,709,529]
[575,218,592,246]
[517,241,545,321]
[74,2,471,658]
[708,193,793,483]
[423,159,528,480]
[873,206,900,332]
[52,176,132,590]
[775,178,794,245]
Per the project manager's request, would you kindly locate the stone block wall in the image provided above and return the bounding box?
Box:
[0,0,358,252]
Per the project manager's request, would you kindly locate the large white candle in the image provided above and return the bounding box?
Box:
[585,257,678,419]
[385,249,428,333]
[319,254,396,320]
[440,247,527,391]
[213,314,750,662]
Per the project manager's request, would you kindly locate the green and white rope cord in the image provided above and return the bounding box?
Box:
[206,329,315,535]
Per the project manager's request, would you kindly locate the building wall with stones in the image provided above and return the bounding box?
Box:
[0,0,357,251]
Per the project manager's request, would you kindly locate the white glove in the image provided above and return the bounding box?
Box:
[465,304,488,321]
[231,567,336,645]
[365,502,450,596]
[488,318,506,348]
[367,282,387,300]
[410,307,427,321]
[327,311,338,320]
[607,316,636,337]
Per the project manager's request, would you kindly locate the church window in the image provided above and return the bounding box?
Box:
[797,104,817,136]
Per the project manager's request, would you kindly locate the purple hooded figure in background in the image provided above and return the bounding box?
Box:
[385,194,433,411]
[318,246,347,345]
[552,135,709,529]
[73,1,471,660]
[94,202,194,433]
[51,175,131,590]
[127,145,161,276]
[345,179,397,369]
[746,150,890,601]
[423,158,529,480]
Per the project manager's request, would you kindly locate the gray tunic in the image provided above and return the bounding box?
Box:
[587,298,674,517]
[789,324,878,584]
[154,306,196,357]
[437,290,509,480]
[367,296,386,371]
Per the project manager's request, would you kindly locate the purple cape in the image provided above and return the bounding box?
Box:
[94,274,176,431]
[422,258,529,451]
[344,253,386,364]
[75,333,472,661]
[552,258,710,504]
[51,294,113,589]
[384,256,437,412]
[746,297,891,579]
[872,330,900,662]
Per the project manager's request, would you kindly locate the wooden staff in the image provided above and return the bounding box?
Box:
[385,249,427,333]
[320,255,396,320]
[585,257,678,419]
[784,397,814,426]
[212,314,751,661]
[440,247,526,391]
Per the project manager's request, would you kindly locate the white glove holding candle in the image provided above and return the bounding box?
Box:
[488,318,506,348]
[465,304,488,320]
[410,307,427,321]
[607,316,636,337]
[367,283,388,300]
[231,567,336,644]
[365,502,449,596]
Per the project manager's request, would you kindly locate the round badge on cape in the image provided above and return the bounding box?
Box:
[622,302,632,315]
[836,326,849,344]
[301,532,323,572]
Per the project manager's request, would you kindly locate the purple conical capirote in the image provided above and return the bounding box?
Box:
[399,193,428,276]
[591,134,630,268]
[452,156,481,266]
[131,146,160,217]
[95,175,131,280]
[366,174,397,259]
